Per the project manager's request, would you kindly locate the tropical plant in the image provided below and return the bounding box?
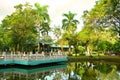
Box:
[62,11,79,54]
[62,11,79,33]
[2,3,37,52]
[80,0,119,55]
[1,2,51,53]
[112,40,120,53]
[34,2,50,52]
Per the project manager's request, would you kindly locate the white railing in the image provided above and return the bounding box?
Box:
[0,52,67,61]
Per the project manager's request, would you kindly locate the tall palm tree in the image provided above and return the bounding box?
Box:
[62,11,79,53]
[62,11,79,34]
[34,3,50,53]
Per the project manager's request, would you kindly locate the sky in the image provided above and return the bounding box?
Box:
[0,0,96,31]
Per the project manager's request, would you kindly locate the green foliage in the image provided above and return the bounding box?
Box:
[2,3,36,51]
[53,26,61,41]
[1,0,120,54]
[62,11,79,53]
[78,27,96,45]
[1,2,51,52]
[34,2,50,52]
[80,0,119,54]
[62,32,80,53]
[98,63,113,74]
[97,40,112,52]
[77,46,85,54]
[82,68,97,80]
[86,0,120,38]
[113,40,120,52]
[62,11,79,33]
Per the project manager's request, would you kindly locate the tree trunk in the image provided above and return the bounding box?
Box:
[87,45,90,56]
[38,27,40,53]
[69,45,71,54]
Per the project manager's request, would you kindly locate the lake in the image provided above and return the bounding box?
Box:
[0,61,120,80]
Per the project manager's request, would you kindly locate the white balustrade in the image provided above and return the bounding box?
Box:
[0,52,67,61]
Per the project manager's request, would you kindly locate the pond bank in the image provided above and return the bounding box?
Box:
[68,56,120,62]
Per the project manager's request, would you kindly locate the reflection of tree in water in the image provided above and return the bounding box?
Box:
[0,69,63,80]
[106,70,120,80]
[45,69,68,80]
[67,61,120,80]
[65,63,75,79]
[68,62,92,80]
[95,62,120,80]
[82,68,97,80]
[81,61,97,80]
[0,62,120,80]
[2,72,47,80]
[52,72,62,80]
[97,62,113,74]
[34,71,51,80]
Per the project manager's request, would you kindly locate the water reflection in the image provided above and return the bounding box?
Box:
[68,61,120,80]
[0,64,67,80]
[0,61,120,80]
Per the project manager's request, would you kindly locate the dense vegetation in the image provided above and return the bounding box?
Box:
[0,3,51,53]
[0,0,120,55]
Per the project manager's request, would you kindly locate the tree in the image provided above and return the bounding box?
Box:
[81,0,119,55]
[53,26,62,42]
[78,26,97,56]
[97,40,112,54]
[1,3,37,53]
[82,0,120,40]
[34,2,50,52]
[99,0,120,38]
[112,40,120,53]
[81,3,105,55]
[62,11,79,33]
[62,11,79,54]
[1,2,51,53]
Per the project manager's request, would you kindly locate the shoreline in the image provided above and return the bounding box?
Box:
[68,56,120,62]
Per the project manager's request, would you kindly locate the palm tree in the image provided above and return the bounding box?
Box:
[40,22,50,37]
[34,3,50,53]
[62,11,79,34]
[62,11,79,53]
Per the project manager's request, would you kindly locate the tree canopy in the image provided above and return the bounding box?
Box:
[0,0,120,55]
[1,2,51,53]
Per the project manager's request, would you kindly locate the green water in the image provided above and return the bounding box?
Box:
[0,61,120,80]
